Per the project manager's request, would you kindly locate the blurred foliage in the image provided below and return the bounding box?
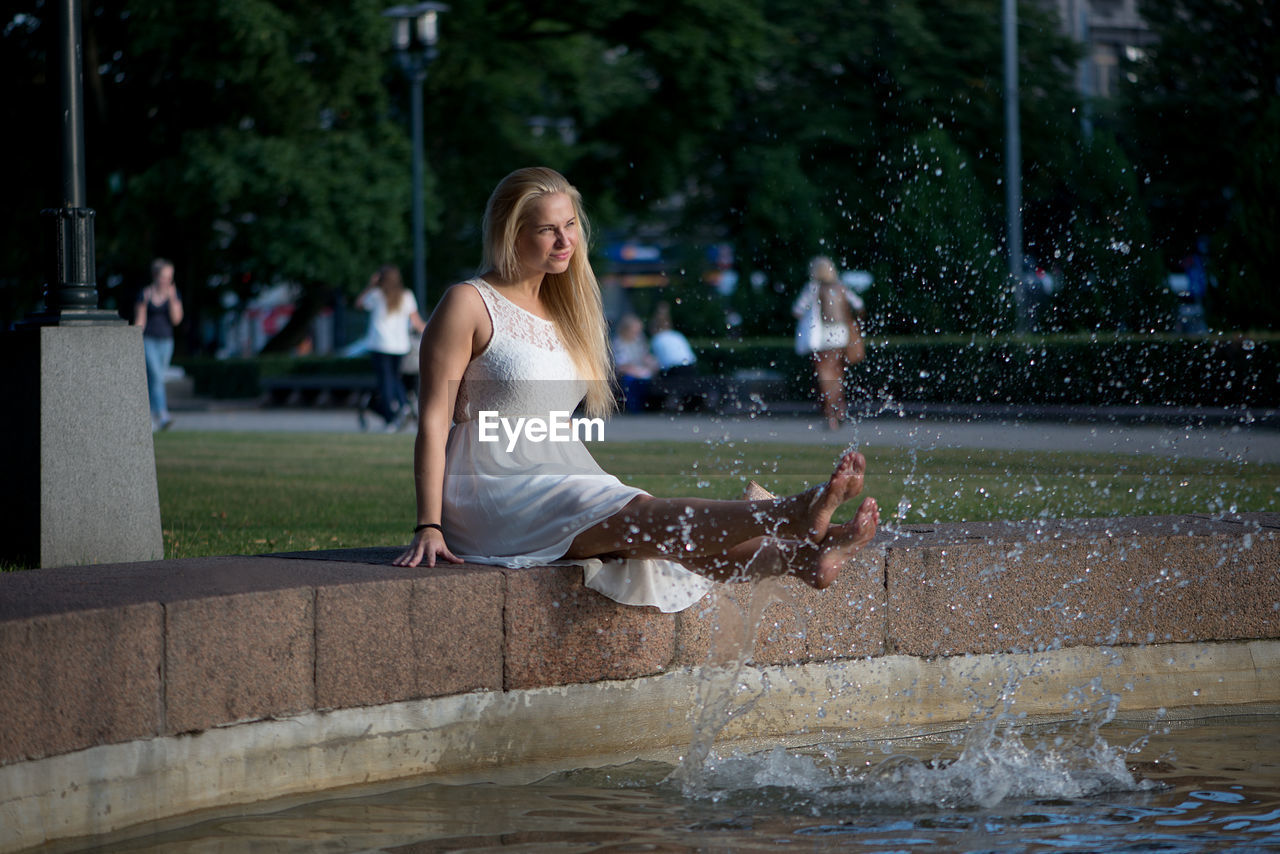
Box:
[180,332,1280,409]
[1037,130,1172,333]
[872,127,1009,335]
[2,0,1274,345]
[1,0,414,350]
[1118,0,1279,331]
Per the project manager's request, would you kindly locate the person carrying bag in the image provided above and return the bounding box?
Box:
[792,256,866,429]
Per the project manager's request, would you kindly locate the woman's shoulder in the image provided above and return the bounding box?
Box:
[442,278,489,301]
[435,279,491,319]
[792,280,816,309]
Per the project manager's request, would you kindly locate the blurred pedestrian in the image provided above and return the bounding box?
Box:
[648,301,697,376]
[133,258,183,431]
[357,265,426,431]
[610,313,657,413]
[649,300,710,411]
[792,255,866,430]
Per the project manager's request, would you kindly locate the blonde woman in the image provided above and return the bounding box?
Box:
[356,265,425,431]
[394,168,879,612]
[793,256,866,430]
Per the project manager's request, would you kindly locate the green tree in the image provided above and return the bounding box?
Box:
[1120,0,1279,330]
[1048,130,1172,332]
[692,0,1084,335]
[873,127,1007,334]
[4,0,776,338]
[3,0,415,348]
[414,0,772,293]
[1215,100,1280,329]
[4,0,1156,346]
[0,8,59,325]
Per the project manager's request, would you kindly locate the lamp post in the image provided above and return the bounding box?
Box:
[384,2,447,311]
[35,0,118,326]
[1003,0,1028,333]
[0,0,163,567]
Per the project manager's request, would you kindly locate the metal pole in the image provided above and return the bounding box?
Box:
[41,0,111,321]
[58,0,85,210]
[410,70,427,311]
[1003,0,1026,332]
[1076,4,1094,141]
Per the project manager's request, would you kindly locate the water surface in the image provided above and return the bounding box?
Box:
[69,713,1280,852]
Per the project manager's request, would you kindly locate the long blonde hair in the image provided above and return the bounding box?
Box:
[482,167,615,417]
[378,264,406,314]
[809,255,850,324]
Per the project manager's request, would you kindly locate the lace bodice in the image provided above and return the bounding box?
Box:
[454,279,584,420]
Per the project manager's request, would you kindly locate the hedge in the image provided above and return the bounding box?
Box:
[181,355,371,400]
[695,333,1278,408]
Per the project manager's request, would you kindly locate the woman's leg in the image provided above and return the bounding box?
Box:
[620,375,649,413]
[390,356,409,413]
[565,450,876,587]
[683,497,879,589]
[142,335,172,422]
[812,349,847,429]
[369,352,399,423]
[156,336,174,424]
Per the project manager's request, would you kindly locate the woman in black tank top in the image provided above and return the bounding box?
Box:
[133,258,184,431]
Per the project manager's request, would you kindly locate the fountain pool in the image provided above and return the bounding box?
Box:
[3,514,1275,853]
[39,711,1280,852]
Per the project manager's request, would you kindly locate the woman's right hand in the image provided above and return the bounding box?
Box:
[393,528,463,568]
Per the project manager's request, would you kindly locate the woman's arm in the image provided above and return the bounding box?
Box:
[168,289,184,327]
[792,282,815,318]
[355,271,380,311]
[844,287,866,318]
[132,289,148,327]
[394,283,489,568]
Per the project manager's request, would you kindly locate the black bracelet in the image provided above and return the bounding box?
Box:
[414,522,443,534]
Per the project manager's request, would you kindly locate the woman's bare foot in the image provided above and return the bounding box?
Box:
[791,449,867,544]
[794,496,879,590]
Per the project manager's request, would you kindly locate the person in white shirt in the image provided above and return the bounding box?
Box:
[792,256,866,430]
[610,313,658,412]
[648,301,697,372]
[357,265,426,431]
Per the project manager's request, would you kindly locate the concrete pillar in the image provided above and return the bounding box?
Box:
[0,324,163,568]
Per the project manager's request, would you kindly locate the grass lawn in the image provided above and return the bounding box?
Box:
[152,432,1279,560]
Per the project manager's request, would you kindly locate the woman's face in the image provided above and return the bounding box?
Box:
[515,193,578,278]
[155,264,175,288]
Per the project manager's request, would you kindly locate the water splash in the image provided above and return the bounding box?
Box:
[675,710,1153,812]
[667,576,792,794]
[667,578,1156,811]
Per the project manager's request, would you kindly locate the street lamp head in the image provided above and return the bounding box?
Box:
[383,3,448,311]
[384,2,449,52]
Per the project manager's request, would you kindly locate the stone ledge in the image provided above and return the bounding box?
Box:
[0,513,1275,770]
[4,642,1278,854]
[885,516,1280,656]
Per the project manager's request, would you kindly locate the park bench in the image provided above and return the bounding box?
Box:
[260,374,376,407]
[646,368,796,414]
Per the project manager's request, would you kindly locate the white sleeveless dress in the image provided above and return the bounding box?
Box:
[441,279,715,613]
